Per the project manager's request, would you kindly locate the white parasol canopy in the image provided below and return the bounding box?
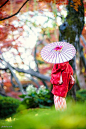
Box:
[41,42,76,64]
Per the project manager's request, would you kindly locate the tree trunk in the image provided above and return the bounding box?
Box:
[59,0,84,99]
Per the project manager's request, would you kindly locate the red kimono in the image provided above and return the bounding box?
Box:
[50,62,74,98]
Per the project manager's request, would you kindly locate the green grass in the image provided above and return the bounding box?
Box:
[0,99,86,129]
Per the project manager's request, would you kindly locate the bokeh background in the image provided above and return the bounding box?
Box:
[0,0,86,128]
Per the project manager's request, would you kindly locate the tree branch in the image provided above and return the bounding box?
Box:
[13,66,50,82]
[29,76,40,88]
[34,44,39,72]
[0,62,50,81]
[7,63,25,94]
[0,0,30,21]
[0,0,9,8]
[1,56,25,94]
[34,44,48,88]
[0,67,8,70]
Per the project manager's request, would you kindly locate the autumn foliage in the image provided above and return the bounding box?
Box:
[70,0,82,11]
[0,0,85,98]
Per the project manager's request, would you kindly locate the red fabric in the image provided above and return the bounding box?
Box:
[50,62,74,98]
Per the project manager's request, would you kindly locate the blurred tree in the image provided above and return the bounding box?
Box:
[59,0,85,99]
[0,22,51,94]
[0,0,85,99]
[0,0,66,95]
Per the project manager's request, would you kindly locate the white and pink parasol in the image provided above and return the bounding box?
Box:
[41,42,76,64]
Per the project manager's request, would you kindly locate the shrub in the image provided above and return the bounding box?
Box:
[19,85,53,108]
[0,95,20,118]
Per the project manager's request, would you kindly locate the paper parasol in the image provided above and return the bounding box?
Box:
[41,42,76,64]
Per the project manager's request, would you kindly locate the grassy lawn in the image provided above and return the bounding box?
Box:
[0,99,86,129]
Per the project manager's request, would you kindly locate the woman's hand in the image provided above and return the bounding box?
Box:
[70,75,75,84]
[59,73,63,84]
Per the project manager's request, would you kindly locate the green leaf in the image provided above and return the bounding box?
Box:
[19,94,26,98]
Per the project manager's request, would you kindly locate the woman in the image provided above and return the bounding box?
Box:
[50,61,75,110]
